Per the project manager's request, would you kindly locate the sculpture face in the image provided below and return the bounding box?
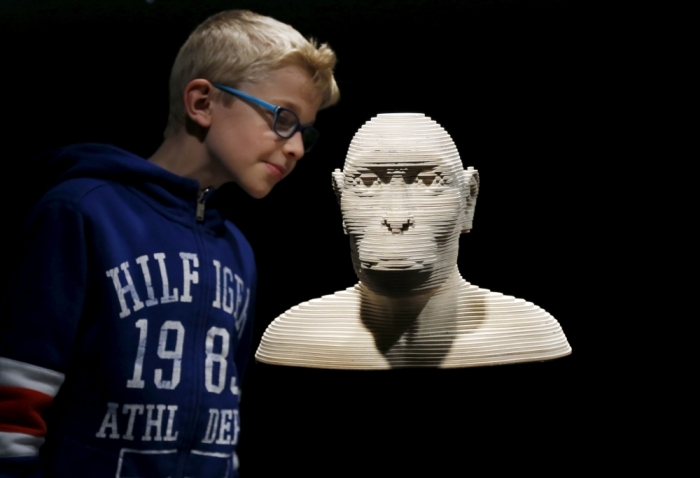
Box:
[334,114,477,296]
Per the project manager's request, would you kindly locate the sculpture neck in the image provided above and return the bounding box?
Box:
[357,266,465,363]
[360,266,464,325]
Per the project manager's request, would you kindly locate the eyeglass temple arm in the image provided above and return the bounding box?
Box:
[211,83,278,114]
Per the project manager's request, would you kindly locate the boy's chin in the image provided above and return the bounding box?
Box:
[240,183,274,199]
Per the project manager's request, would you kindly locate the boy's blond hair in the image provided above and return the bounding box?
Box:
[164,10,340,137]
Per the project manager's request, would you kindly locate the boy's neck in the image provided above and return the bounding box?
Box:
[149,130,221,189]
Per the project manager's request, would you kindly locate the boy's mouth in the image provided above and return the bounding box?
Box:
[264,162,286,180]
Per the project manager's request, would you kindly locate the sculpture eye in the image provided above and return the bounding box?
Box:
[361,176,377,187]
[418,174,435,186]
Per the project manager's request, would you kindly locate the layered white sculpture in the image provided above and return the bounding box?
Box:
[256,113,571,369]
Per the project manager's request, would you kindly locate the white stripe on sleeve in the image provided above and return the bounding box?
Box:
[0,357,65,397]
[0,431,45,458]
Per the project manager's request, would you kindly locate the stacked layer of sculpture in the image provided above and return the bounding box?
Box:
[256,113,570,369]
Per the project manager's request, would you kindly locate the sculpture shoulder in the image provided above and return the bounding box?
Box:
[289,284,362,313]
[254,284,389,369]
[455,281,546,312]
[441,281,571,368]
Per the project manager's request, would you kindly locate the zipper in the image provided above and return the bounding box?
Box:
[174,188,214,478]
[196,187,212,222]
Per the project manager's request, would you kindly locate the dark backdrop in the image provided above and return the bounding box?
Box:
[1,1,602,475]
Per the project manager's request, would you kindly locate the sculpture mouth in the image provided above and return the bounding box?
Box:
[361,259,424,270]
[358,266,434,297]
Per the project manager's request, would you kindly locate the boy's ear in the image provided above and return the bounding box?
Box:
[183,79,215,129]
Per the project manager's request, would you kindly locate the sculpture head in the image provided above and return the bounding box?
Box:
[332,113,479,297]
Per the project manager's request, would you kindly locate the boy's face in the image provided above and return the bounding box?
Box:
[205,65,323,197]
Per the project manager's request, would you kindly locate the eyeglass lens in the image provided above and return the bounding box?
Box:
[274,110,299,136]
[274,109,319,152]
[301,128,319,153]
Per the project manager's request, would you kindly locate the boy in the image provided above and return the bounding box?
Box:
[0,10,339,477]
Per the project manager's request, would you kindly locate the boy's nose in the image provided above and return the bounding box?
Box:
[282,131,305,161]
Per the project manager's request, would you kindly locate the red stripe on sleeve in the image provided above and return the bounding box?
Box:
[0,385,52,436]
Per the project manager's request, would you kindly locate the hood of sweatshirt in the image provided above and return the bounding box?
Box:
[30,143,226,231]
[41,142,198,197]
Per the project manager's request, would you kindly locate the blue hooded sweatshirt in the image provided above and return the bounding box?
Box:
[0,144,256,478]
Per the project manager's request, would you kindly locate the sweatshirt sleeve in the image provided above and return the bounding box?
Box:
[0,199,87,477]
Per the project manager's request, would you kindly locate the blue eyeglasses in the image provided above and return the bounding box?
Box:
[212,83,320,153]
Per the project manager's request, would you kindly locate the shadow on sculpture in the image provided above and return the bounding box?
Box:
[358,279,487,368]
[256,113,570,369]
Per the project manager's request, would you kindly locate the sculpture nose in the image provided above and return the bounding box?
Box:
[382,213,414,235]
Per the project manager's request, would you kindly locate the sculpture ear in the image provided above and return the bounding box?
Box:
[461,167,480,233]
[331,169,348,235]
[331,168,344,203]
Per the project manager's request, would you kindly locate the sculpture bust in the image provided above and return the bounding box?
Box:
[256,113,570,369]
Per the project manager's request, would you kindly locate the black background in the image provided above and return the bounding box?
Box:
[1,1,605,475]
